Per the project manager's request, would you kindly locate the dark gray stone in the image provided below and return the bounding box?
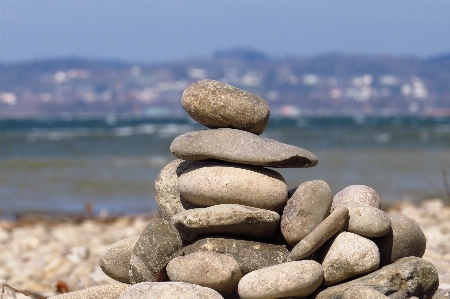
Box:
[281,180,333,246]
[170,128,318,168]
[182,237,290,275]
[129,219,183,284]
[182,79,270,135]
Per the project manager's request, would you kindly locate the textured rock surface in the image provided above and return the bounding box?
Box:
[129,219,183,284]
[154,159,205,222]
[181,80,270,135]
[321,232,380,286]
[238,261,323,299]
[182,237,289,275]
[118,282,224,299]
[290,206,349,261]
[331,185,381,211]
[170,204,280,242]
[167,251,241,296]
[432,288,450,299]
[343,203,391,237]
[311,257,439,299]
[99,236,139,284]
[170,128,318,168]
[373,214,426,266]
[281,180,333,246]
[49,284,128,299]
[341,286,388,299]
[178,163,287,212]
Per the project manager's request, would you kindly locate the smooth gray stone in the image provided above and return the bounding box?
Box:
[178,163,288,213]
[331,185,381,212]
[290,206,349,261]
[167,251,241,297]
[181,79,270,135]
[170,128,318,168]
[310,257,439,299]
[321,232,380,286]
[238,261,323,299]
[49,284,128,299]
[154,159,207,222]
[373,214,426,266]
[170,204,280,242]
[341,286,388,299]
[281,180,333,246]
[182,237,290,275]
[343,203,391,237]
[129,219,183,284]
[118,282,224,299]
[99,236,139,284]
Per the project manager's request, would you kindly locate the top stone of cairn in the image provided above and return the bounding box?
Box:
[182,79,270,135]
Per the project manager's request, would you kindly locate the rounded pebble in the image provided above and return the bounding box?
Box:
[343,203,391,237]
[331,185,381,211]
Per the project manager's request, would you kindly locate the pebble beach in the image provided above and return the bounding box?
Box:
[0,199,449,299]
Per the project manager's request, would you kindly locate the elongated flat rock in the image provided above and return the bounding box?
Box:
[178,163,287,212]
[281,180,333,246]
[311,257,439,299]
[118,282,224,299]
[182,79,270,135]
[238,261,323,299]
[290,206,349,261]
[170,128,318,168]
[182,237,290,275]
[171,204,280,242]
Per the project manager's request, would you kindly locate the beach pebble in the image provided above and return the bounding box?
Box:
[281,180,333,246]
[343,203,391,237]
[331,185,381,211]
[178,164,288,212]
[48,284,128,299]
[373,214,426,266]
[321,232,380,286]
[129,219,183,284]
[181,79,270,135]
[170,204,280,242]
[170,128,318,168]
[342,286,389,299]
[118,282,223,299]
[290,206,349,261]
[167,251,241,296]
[99,236,139,284]
[182,237,289,275]
[313,257,439,299]
[238,260,323,299]
[154,159,205,222]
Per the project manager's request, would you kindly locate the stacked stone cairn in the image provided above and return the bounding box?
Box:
[67,80,440,299]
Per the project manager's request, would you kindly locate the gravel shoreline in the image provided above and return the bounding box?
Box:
[1,199,449,298]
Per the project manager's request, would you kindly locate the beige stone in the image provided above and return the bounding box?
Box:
[331,185,381,211]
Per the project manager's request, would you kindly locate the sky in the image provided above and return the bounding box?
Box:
[1,0,450,63]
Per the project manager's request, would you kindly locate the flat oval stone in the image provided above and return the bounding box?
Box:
[99,236,139,283]
[343,203,391,238]
[167,251,241,296]
[170,128,318,168]
[170,204,280,242]
[238,261,323,299]
[155,159,207,221]
[281,180,333,246]
[178,164,288,213]
[373,214,426,266]
[290,206,349,261]
[331,185,381,211]
[182,79,270,135]
[118,282,223,299]
[49,284,128,299]
[321,232,380,286]
[312,257,439,299]
[182,237,289,275]
[342,286,388,299]
[129,219,183,284]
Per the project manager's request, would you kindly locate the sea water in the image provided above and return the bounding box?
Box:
[1,116,449,215]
